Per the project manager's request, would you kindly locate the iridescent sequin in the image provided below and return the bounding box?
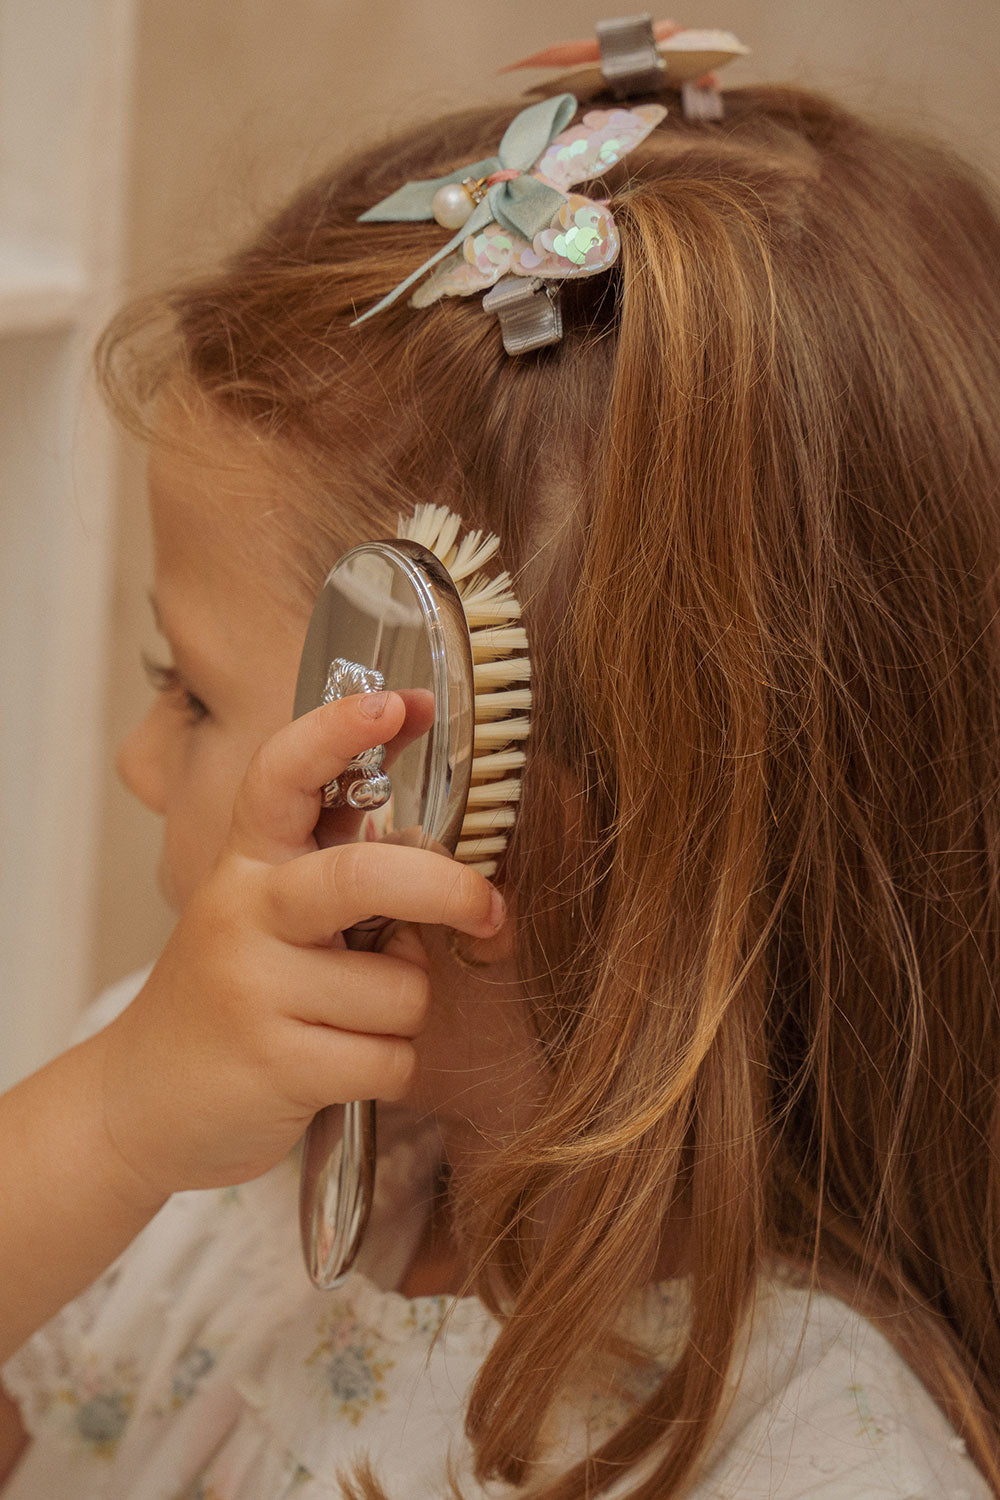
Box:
[466,228,515,275]
[406,102,663,310]
[519,196,618,277]
[533,105,665,192]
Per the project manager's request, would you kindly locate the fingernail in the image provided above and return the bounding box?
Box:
[359,690,390,720]
[487,885,506,931]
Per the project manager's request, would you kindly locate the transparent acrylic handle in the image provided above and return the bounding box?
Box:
[299,1098,376,1287]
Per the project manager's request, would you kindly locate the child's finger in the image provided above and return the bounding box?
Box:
[280,1022,418,1105]
[269,945,432,1037]
[262,840,503,946]
[386,688,435,761]
[311,688,436,851]
[230,692,407,861]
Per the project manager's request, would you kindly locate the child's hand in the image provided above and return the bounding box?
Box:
[91,691,503,1198]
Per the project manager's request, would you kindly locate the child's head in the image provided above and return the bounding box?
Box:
[105,84,1000,1495]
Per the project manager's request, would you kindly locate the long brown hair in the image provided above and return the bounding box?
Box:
[101,85,1000,1497]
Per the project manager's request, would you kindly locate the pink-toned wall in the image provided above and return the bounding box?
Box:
[93,0,1000,992]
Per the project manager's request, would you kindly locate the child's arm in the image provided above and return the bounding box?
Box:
[0,690,501,1368]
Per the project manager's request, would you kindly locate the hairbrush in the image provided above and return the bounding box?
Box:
[294,504,531,1288]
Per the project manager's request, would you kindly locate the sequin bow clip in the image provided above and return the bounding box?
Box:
[352,92,665,336]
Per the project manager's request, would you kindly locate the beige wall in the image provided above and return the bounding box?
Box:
[93,0,1000,993]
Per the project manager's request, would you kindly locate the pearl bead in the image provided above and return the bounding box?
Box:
[432,182,474,231]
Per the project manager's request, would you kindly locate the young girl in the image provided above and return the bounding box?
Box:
[2,63,1000,1500]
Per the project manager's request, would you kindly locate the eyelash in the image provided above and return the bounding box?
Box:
[142,652,210,724]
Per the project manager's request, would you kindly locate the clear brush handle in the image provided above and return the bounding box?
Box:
[299,914,387,1289]
[300,1099,377,1286]
[293,539,474,1290]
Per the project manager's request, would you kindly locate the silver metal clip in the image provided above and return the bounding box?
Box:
[596,14,665,99]
[482,276,563,355]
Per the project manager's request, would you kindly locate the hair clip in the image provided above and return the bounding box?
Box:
[481,276,563,355]
[596,15,667,98]
[352,93,665,349]
[504,17,749,120]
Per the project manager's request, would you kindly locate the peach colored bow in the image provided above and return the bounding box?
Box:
[500,19,680,72]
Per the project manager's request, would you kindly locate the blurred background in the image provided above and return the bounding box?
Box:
[2,0,999,1086]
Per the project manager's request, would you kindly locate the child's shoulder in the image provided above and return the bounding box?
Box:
[694,1271,988,1499]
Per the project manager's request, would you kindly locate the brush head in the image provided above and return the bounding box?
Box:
[397,504,531,877]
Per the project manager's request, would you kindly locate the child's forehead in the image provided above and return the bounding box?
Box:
[145,384,373,547]
[148,393,287,513]
[147,394,304,551]
[144,416,316,637]
[145,503,309,683]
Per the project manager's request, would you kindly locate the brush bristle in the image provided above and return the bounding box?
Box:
[398,504,531,878]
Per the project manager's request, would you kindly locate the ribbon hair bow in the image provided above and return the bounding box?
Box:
[352,92,665,324]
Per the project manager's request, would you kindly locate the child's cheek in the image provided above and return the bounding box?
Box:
[158,805,226,915]
[154,848,181,913]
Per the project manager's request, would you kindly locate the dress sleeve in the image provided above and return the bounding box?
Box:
[0,1158,309,1497]
[0,1271,122,1444]
[0,967,152,1438]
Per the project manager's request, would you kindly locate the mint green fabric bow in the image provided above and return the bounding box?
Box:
[353,93,578,325]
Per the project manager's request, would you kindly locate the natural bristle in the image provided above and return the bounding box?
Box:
[470,626,529,662]
[475,718,531,750]
[468,749,527,781]
[398,504,531,875]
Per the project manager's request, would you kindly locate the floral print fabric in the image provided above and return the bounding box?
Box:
[1,973,991,1500]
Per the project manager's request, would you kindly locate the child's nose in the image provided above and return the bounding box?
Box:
[116,703,170,816]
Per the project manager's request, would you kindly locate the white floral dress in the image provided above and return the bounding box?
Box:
[1,971,990,1499]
